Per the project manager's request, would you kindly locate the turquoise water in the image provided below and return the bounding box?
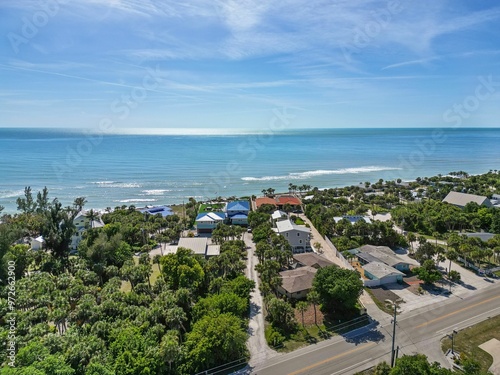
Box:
[1,127,499,213]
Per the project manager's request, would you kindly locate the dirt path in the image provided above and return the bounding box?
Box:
[243,232,278,367]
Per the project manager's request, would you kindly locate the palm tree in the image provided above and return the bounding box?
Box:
[296,301,309,327]
[307,290,320,326]
[407,232,416,255]
[85,209,99,230]
[153,254,162,273]
[446,249,458,276]
[73,197,87,213]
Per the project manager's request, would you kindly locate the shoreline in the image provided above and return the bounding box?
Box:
[0,168,497,215]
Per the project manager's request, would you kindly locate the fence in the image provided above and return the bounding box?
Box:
[325,236,354,270]
[193,358,248,375]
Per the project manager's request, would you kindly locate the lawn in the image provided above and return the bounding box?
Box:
[441,314,500,372]
[120,256,161,293]
[364,287,400,315]
[270,305,369,353]
[293,217,305,225]
[198,203,225,213]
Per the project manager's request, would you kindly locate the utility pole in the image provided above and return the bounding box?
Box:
[386,299,401,367]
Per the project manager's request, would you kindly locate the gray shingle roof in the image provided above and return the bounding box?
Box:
[279,266,317,293]
[443,191,492,208]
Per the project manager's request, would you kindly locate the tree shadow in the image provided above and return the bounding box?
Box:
[342,322,385,345]
[249,301,261,319]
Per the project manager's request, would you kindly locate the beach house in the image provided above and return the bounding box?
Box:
[195,212,226,234]
[271,210,288,225]
[137,205,174,217]
[443,191,492,208]
[30,235,45,251]
[277,254,334,299]
[352,244,411,272]
[177,237,220,258]
[71,211,105,250]
[333,215,372,225]
[275,219,311,253]
[225,200,250,225]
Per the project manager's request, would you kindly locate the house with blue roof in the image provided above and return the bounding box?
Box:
[196,212,226,233]
[225,200,250,225]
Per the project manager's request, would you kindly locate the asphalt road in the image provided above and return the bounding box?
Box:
[252,282,500,375]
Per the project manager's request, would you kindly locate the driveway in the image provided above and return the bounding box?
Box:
[297,214,347,268]
[243,232,278,367]
[382,257,498,313]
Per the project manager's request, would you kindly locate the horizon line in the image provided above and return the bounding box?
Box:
[0,126,500,136]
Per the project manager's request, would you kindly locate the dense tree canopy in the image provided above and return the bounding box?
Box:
[312,266,363,313]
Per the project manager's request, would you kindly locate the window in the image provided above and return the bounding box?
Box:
[297,233,300,236]
[299,240,303,244]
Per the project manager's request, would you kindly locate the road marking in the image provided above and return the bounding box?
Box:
[288,342,376,375]
[416,295,500,328]
[329,358,372,375]
[437,306,500,335]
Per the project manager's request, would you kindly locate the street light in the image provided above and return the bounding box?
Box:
[450,329,458,355]
[385,299,402,367]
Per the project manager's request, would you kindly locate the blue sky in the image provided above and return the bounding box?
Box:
[1,0,500,131]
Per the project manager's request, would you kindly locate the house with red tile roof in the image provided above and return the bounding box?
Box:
[255,197,278,209]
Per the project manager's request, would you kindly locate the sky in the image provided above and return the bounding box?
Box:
[1,0,500,131]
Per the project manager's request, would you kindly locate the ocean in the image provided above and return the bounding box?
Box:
[1,127,499,213]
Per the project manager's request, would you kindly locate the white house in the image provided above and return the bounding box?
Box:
[71,211,105,250]
[177,237,220,258]
[30,236,45,251]
[195,212,226,234]
[333,216,372,225]
[275,219,311,253]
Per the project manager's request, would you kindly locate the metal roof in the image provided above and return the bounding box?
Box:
[443,191,492,208]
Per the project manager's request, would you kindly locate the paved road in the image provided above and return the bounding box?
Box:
[252,282,500,375]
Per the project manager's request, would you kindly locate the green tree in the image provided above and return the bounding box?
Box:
[296,301,309,327]
[414,260,442,285]
[181,313,248,374]
[265,296,296,332]
[307,290,321,326]
[192,292,248,322]
[160,247,205,291]
[312,266,363,313]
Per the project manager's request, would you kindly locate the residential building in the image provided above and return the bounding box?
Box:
[177,237,220,258]
[293,253,334,269]
[353,244,411,272]
[333,215,372,224]
[195,212,226,234]
[362,262,405,287]
[30,235,44,251]
[255,197,278,209]
[137,205,174,217]
[275,219,311,253]
[275,195,302,210]
[271,210,287,224]
[443,191,492,208]
[277,266,318,299]
[225,200,250,225]
[71,211,105,250]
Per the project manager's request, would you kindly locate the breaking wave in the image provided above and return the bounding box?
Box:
[241,166,401,182]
